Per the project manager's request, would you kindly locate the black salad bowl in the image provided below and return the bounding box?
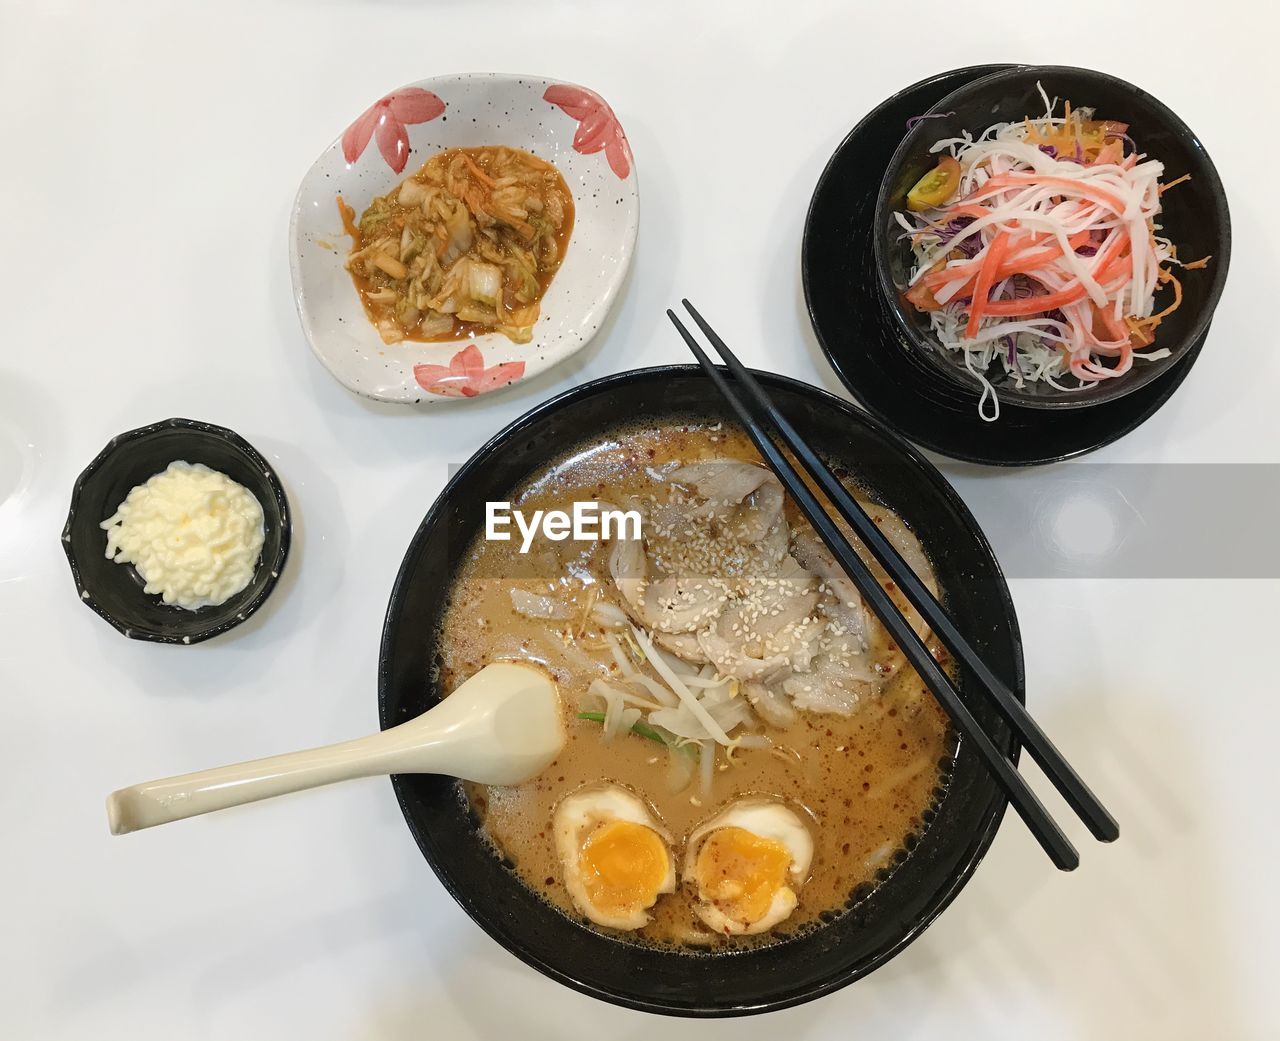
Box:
[62,417,291,645]
[873,64,1231,410]
[378,365,1024,1016]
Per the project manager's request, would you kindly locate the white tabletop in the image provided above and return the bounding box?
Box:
[3,2,1274,1037]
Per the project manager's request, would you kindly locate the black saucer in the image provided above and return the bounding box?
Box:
[802,64,1212,467]
[62,418,291,644]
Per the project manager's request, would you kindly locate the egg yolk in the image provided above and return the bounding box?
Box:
[694,826,793,924]
[579,820,669,915]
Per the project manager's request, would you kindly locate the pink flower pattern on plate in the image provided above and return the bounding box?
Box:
[342,88,445,174]
[413,344,526,398]
[543,84,632,179]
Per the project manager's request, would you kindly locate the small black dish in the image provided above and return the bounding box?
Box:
[804,65,1215,466]
[62,418,291,645]
[378,365,1024,1017]
[873,64,1231,410]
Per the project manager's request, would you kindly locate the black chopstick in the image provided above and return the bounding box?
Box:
[668,306,1080,871]
[681,299,1119,846]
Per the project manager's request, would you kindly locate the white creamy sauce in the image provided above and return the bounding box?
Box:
[100,461,265,610]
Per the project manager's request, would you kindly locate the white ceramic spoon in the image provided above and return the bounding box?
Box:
[106,662,562,835]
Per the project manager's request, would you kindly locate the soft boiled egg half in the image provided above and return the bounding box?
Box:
[683,799,814,935]
[553,785,676,931]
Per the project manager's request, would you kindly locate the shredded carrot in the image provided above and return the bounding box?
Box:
[1146,270,1183,324]
[336,195,359,242]
[1124,316,1156,347]
[1182,255,1212,271]
[1125,270,1184,346]
[1160,172,1192,194]
[461,152,496,188]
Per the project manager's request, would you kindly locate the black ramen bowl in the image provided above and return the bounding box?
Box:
[62,417,291,645]
[873,64,1230,410]
[379,365,1025,1016]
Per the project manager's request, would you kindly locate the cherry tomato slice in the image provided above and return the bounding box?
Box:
[906,156,961,212]
[903,279,942,312]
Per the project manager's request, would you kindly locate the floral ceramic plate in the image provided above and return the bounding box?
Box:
[289,73,639,404]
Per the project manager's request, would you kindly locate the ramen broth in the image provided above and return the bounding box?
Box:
[437,422,954,948]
